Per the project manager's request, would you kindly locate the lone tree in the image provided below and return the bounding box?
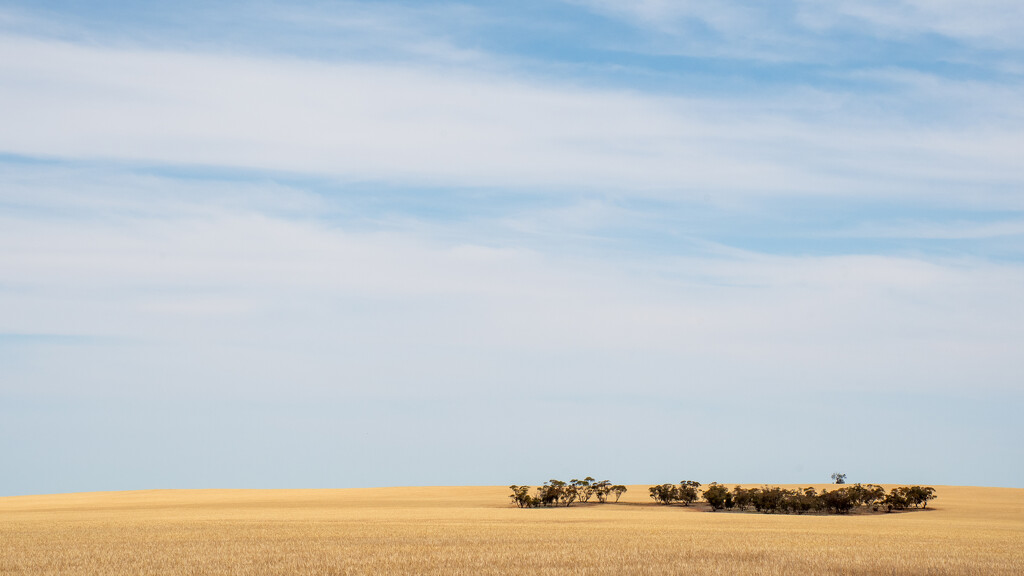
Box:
[831,472,847,484]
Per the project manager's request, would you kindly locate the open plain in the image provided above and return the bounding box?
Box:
[1,485,1022,575]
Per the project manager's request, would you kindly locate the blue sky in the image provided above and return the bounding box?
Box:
[1,0,1023,495]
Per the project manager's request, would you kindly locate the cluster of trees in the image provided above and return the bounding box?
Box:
[509,477,627,508]
[648,481,702,506]
[668,482,936,514]
[511,478,936,514]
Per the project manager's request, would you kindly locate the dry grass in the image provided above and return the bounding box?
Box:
[2,484,1022,575]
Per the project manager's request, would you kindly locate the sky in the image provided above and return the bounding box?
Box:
[1,0,1023,496]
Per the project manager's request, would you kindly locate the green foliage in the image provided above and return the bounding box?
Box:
[508,485,540,508]
[540,479,576,507]
[847,483,885,507]
[732,486,753,511]
[512,478,935,516]
[571,477,596,503]
[883,486,937,511]
[647,481,701,506]
[904,486,937,508]
[649,484,677,504]
[702,483,732,511]
[820,487,856,514]
[787,487,821,514]
[611,485,627,502]
[883,487,908,511]
[677,480,701,506]
[512,477,625,508]
[750,486,789,513]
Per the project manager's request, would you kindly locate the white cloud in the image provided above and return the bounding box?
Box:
[797,0,1024,48]
[2,20,1023,403]
[565,0,755,33]
[262,2,490,64]
[3,188,1023,400]
[571,0,1024,49]
[1,35,1022,206]
[835,219,1024,240]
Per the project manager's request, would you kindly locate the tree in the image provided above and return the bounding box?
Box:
[551,479,577,507]
[703,483,732,511]
[509,485,542,508]
[509,485,534,508]
[536,479,576,507]
[677,480,701,506]
[831,472,847,484]
[903,486,937,509]
[732,486,753,511]
[786,487,820,514]
[571,477,596,503]
[863,484,886,508]
[512,478,935,516]
[820,487,855,514]
[847,483,885,508]
[751,486,789,513]
[883,488,908,512]
[611,485,627,502]
[649,484,677,505]
[535,483,557,507]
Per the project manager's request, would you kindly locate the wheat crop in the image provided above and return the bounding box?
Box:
[1,484,1021,575]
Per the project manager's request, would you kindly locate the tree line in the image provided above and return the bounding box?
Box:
[679,482,936,514]
[510,478,936,514]
[509,477,627,508]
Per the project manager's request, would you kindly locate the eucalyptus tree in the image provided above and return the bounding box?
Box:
[571,477,596,503]
[702,483,732,511]
[611,485,627,502]
[677,480,701,506]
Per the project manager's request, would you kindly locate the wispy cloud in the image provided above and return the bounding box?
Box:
[4,170,1023,405]
[2,34,1022,205]
[571,0,1024,52]
[796,0,1024,48]
[833,219,1024,240]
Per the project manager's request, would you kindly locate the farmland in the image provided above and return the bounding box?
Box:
[1,485,1022,575]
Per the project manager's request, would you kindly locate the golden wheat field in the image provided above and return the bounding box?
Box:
[1,484,1022,575]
